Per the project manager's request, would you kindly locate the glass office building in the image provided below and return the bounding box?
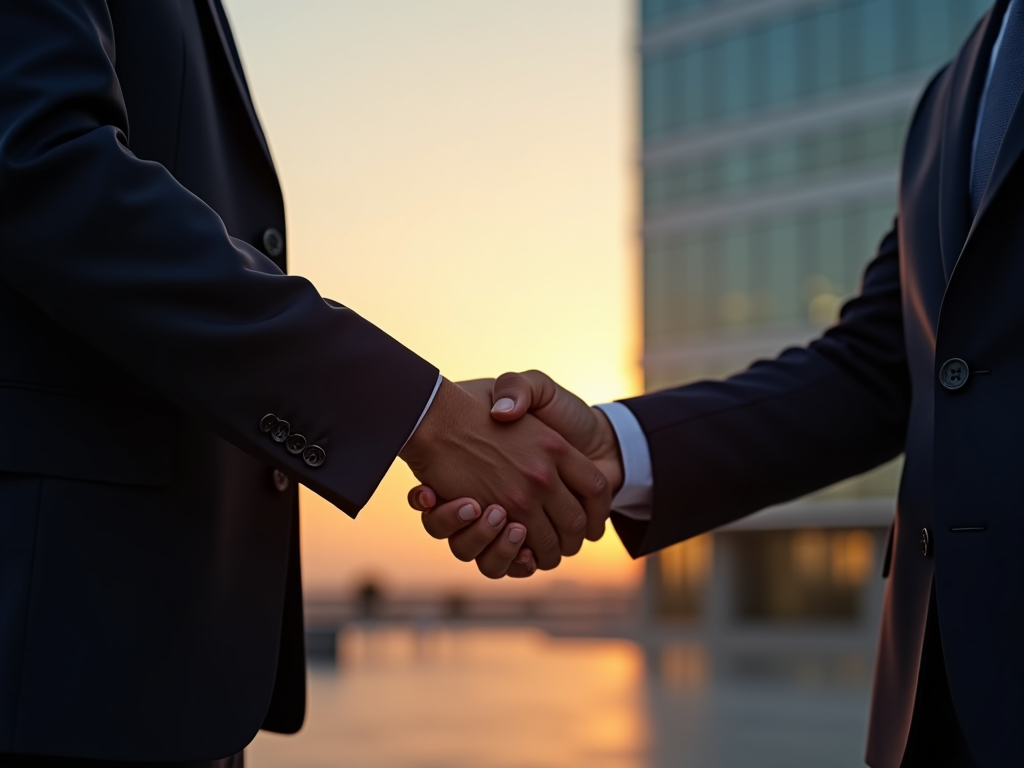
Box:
[639,0,994,634]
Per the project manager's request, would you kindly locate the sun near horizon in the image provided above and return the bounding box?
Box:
[225,0,643,594]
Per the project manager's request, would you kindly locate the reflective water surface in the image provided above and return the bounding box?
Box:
[248,627,872,768]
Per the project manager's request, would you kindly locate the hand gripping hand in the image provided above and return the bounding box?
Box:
[407,372,624,578]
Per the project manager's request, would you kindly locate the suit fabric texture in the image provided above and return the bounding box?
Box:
[0,0,438,762]
[612,2,1022,766]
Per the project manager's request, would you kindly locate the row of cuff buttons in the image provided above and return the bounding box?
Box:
[260,413,326,468]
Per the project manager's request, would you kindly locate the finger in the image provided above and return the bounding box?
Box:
[449,505,509,562]
[475,522,530,579]
[407,485,437,512]
[542,480,588,558]
[421,498,483,540]
[490,371,551,422]
[556,444,611,542]
[506,547,538,578]
[517,502,562,570]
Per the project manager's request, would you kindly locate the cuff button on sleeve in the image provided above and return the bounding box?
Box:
[302,445,326,468]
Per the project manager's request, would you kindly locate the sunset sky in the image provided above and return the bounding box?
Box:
[224,0,643,594]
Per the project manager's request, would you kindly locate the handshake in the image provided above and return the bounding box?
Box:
[398,372,625,579]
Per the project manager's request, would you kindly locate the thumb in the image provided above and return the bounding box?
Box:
[490,371,547,422]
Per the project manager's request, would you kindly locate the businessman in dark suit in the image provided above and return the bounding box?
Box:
[0,1,611,765]
[417,1,1024,765]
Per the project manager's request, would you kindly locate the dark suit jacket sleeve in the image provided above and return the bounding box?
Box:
[613,224,910,557]
[0,0,439,515]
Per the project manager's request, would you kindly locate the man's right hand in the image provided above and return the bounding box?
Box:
[398,378,610,570]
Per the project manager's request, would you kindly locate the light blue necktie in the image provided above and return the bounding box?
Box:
[971,1,1024,217]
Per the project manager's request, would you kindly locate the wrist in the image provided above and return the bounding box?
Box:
[400,377,454,466]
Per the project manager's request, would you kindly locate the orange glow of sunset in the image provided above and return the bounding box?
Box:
[225,0,641,592]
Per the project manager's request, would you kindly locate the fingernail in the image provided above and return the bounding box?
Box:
[487,507,505,527]
[491,397,515,413]
[418,491,430,508]
[458,504,477,521]
[507,526,525,544]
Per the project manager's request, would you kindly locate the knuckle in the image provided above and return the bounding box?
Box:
[496,371,525,390]
[422,513,446,540]
[449,541,475,563]
[477,560,505,580]
[504,486,532,515]
[525,464,556,491]
[534,528,560,557]
[539,432,568,457]
[567,511,587,536]
[537,550,562,570]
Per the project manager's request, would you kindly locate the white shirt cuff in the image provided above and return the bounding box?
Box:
[402,373,443,452]
[594,401,653,521]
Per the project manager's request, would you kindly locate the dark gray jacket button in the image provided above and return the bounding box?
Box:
[939,358,969,390]
[262,228,284,258]
[921,527,931,557]
[270,419,291,443]
[285,433,307,455]
[272,469,290,492]
[303,445,326,467]
[260,413,278,433]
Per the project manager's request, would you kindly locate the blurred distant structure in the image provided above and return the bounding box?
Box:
[638,0,992,640]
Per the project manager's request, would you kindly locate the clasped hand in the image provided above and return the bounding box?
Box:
[398,372,623,579]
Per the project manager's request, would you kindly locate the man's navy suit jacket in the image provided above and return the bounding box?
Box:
[614,2,1023,767]
[0,0,438,762]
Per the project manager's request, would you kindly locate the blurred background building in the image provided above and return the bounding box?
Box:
[638,0,993,652]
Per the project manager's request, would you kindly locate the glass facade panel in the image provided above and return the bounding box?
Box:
[838,2,865,88]
[810,5,844,97]
[682,233,708,333]
[681,47,705,132]
[861,0,896,83]
[766,17,799,107]
[913,0,952,72]
[762,216,802,323]
[722,32,750,118]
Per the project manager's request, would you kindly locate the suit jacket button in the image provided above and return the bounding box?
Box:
[921,527,931,557]
[272,469,290,492]
[303,445,326,468]
[939,358,969,390]
[270,419,291,443]
[262,228,284,258]
[285,433,307,455]
[260,413,279,433]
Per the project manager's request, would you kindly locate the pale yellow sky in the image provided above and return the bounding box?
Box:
[225,0,643,593]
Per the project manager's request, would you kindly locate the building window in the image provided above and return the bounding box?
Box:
[641,0,991,144]
[731,529,877,622]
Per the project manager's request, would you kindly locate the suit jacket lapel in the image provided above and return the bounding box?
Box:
[202,0,276,173]
[938,0,1007,281]
[968,18,1024,248]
